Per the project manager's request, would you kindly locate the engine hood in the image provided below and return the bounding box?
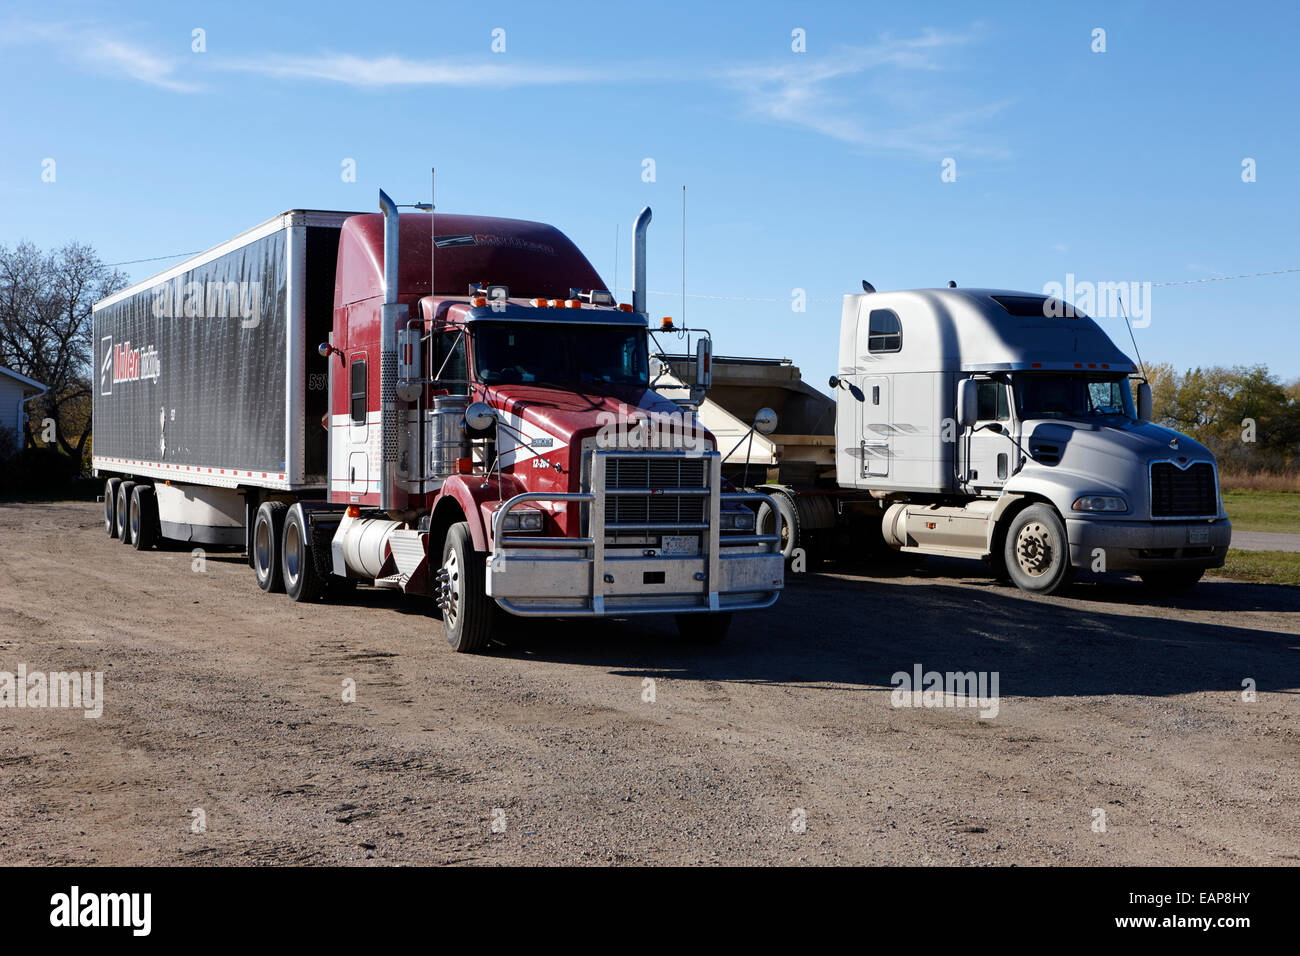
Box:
[1022,417,1215,467]
[1009,417,1224,519]
[479,383,712,448]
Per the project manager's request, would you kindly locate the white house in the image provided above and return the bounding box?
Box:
[0,365,48,455]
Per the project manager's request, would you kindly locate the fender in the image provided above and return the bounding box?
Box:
[433,473,528,553]
[986,492,1026,553]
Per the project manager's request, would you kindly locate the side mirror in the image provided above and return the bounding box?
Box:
[828,375,841,389]
[753,407,778,436]
[464,401,495,432]
[957,378,978,428]
[1137,382,1153,422]
[694,337,712,391]
[984,422,1004,434]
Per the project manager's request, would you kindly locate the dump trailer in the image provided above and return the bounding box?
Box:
[677,288,1232,594]
[93,195,784,651]
[653,354,879,561]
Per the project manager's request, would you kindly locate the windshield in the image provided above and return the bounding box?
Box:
[472,322,649,388]
[1013,374,1136,421]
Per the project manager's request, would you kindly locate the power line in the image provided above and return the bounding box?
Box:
[616,265,1300,304]
[104,251,203,267]
[1150,266,1300,287]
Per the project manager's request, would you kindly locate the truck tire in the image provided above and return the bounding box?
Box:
[104,477,121,537]
[757,489,800,564]
[436,522,493,653]
[116,481,136,545]
[675,612,732,644]
[130,485,158,551]
[253,501,288,593]
[282,506,325,602]
[1003,503,1074,595]
[1139,568,1204,592]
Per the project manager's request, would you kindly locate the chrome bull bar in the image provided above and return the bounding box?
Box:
[485,451,784,617]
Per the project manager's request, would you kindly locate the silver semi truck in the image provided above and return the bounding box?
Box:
[671,287,1232,595]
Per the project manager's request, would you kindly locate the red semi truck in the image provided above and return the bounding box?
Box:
[92,192,785,651]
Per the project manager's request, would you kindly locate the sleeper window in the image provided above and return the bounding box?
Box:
[349,359,367,423]
[867,309,902,353]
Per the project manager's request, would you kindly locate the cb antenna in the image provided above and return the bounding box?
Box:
[1117,292,1148,380]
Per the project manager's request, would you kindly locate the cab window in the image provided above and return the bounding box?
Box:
[977,380,1010,421]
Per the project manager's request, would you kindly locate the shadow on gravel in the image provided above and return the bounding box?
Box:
[485,558,1300,699]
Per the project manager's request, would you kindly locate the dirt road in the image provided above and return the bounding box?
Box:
[1,502,1296,866]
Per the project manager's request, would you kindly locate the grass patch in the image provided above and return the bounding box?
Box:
[1220,469,1300,493]
[1221,489,1300,534]
[1214,549,1300,587]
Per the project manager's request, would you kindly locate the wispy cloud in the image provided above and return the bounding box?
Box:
[82,36,197,92]
[720,28,1013,158]
[218,52,607,88]
[3,21,198,92]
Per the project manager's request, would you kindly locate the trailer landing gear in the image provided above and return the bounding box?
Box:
[436,522,492,653]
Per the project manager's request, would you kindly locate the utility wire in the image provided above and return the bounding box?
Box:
[614,265,1300,304]
[104,251,203,267]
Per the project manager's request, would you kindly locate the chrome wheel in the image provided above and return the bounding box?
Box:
[255,520,273,578]
[283,520,303,591]
[436,548,461,629]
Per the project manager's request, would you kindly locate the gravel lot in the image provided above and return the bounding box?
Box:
[1,501,1297,866]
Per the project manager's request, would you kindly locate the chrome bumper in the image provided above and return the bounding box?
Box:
[485,451,785,616]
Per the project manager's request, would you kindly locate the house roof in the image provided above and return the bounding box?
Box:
[0,365,48,393]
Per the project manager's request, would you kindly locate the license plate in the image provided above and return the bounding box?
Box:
[1188,526,1210,545]
[661,535,698,556]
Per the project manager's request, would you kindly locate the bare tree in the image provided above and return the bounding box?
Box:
[0,242,127,463]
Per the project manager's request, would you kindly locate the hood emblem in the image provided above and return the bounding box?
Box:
[1169,437,1179,449]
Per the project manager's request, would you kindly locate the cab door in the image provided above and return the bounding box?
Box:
[961,377,1012,493]
[860,375,890,477]
[345,350,370,497]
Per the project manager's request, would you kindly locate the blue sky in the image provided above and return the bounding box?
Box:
[2,0,1297,393]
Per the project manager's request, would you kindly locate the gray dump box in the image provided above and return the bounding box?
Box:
[92,210,354,491]
[656,354,837,486]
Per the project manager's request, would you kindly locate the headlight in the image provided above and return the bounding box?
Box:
[1072,495,1128,513]
[719,510,756,531]
[501,510,544,531]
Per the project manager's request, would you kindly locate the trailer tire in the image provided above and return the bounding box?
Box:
[104,477,121,536]
[1003,503,1074,595]
[436,522,493,653]
[253,501,288,593]
[130,485,157,551]
[282,506,325,602]
[116,481,136,545]
[675,612,732,644]
[757,489,800,564]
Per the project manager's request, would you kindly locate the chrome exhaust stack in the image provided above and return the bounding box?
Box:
[378,189,406,512]
[632,206,652,315]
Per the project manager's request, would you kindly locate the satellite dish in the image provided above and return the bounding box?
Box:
[464,401,496,432]
[753,407,779,436]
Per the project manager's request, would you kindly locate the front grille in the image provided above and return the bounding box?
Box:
[603,455,707,527]
[1150,461,1217,517]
